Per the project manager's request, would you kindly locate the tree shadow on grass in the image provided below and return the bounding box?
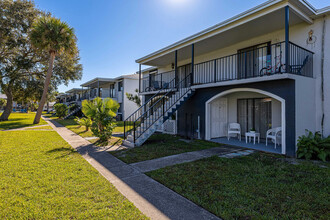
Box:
[46,147,78,159]
[93,137,124,151]
[77,130,88,135]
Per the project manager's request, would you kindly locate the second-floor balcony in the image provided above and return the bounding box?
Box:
[140,41,313,93]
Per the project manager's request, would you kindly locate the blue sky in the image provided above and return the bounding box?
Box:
[34,0,328,92]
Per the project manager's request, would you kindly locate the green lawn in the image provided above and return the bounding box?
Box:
[0,112,47,130]
[55,119,131,138]
[0,130,147,219]
[111,134,220,164]
[147,153,330,220]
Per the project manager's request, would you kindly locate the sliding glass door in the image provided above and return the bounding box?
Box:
[237,98,272,139]
[237,42,271,79]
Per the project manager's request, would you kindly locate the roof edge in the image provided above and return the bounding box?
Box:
[135,0,321,64]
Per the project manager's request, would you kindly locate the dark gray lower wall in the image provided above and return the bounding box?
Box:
[176,79,296,157]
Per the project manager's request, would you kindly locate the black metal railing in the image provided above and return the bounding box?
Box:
[136,74,192,143]
[125,41,314,145]
[124,71,180,140]
[141,70,175,92]
[124,73,192,143]
[140,41,313,92]
[288,42,313,77]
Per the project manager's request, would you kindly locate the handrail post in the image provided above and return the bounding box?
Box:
[161,72,163,89]
[162,98,165,116]
[244,52,247,78]
[285,6,290,72]
[139,64,141,93]
[214,59,216,83]
[175,50,178,88]
[124,120,126,139]
[191,44,194,86]
[133,121,136,143]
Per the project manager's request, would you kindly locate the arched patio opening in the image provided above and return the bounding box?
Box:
[205,88,286,154]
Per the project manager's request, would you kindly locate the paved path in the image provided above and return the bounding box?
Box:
[43,116,220,220]
[131,146,243,173]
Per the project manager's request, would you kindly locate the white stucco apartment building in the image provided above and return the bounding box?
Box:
[122,0,330,157]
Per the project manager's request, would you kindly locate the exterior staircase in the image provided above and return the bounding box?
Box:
[123,74,194,147]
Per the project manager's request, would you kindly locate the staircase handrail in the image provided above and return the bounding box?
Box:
[123,73,178,139]
[133,73,192,142]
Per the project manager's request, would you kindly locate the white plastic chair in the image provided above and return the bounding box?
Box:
[266,127,282,148]
[227,123,241,141]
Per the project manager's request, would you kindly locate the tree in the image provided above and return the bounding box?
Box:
[30,16,79,124]
[0,1,82,121]
[0,0,41,121]
[82,98,120,142]
[126,89,141,107]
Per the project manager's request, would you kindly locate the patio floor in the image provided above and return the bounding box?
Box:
[211,137,282,154]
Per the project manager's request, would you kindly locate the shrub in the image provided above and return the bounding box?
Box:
[297,130,330,162]
[75,117,92,131]
[0,98,7,109]
[82,97,120,142]
[54,103,68,119]
[69,103,79,112]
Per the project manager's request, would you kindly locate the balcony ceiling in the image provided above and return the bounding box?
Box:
[142,7,309,67]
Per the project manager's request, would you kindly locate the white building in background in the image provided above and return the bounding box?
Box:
[80,74,140,120]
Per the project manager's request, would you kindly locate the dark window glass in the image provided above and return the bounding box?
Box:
[118,81,123,91]
[237,98,272,139]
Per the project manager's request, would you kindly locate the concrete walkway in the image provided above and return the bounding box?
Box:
[131,146,243,173]
[43,116,220,220]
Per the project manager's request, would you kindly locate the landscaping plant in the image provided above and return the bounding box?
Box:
[297,130,330,161]
[31,15,81,124]
[69,103,79,112]
[74,117,92,131]
[54,103,68,119]
[126,89,141,107]
[0,98,7,110]
[82,97,120,142]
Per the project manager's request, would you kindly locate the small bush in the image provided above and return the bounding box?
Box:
[82,97,119,142]
[75,117,92,131]
[297,130,330,162]
[54,103,68,119]
[0,98,7,109]
[69,103,79,112]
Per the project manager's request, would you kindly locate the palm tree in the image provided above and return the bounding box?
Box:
[30,16,77,124]
[82,98,120,141]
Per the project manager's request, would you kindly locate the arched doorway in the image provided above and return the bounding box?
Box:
[205,88,286,154]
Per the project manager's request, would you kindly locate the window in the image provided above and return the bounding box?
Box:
[237,98,272,139]
[118,81,123,91]
[237,42,271,78]
[118,104,123,113]
[109,84,115,97]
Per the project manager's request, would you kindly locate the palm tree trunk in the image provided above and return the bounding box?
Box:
[0,87,13,121]
[34,52,56,124]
